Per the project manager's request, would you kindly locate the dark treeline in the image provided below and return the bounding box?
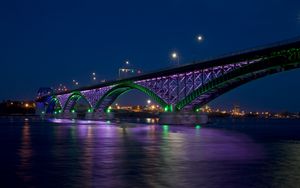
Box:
[0,100,35,115]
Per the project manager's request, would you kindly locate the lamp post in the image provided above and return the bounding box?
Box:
[72,80,78,88]
[197,35,203,42]
[190,34,204,63]
[92,72,96,81]
[171,52,179,66]
[119,60,130,79]
[147,99,151,110]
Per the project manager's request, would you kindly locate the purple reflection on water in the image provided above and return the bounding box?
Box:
[48,118,108,125]
[8,118,285,187]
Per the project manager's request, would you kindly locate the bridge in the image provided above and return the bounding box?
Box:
[36,38,300,119]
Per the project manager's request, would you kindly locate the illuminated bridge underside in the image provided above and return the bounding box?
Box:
[38,40,300,114]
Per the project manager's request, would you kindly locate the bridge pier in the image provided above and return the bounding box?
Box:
[158,112,208,125]
[61,112,77,119]
[85,112,114,120]
[85,112,94,119]
[35,102,46,115]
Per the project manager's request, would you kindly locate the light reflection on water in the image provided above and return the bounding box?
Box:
[0,117,300,187]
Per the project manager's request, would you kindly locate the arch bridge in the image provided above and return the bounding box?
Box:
[36,38,300,116]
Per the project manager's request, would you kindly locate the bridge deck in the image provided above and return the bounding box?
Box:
[39,37,300,101]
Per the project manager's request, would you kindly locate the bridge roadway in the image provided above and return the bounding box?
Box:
[36,38,300,118]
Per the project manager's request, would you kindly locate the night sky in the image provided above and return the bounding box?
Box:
[1,0,300,112]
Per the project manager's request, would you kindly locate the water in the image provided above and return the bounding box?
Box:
[0,117,300,187]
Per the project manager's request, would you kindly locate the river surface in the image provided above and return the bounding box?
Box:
[0,116,300,188]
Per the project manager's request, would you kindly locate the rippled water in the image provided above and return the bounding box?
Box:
[0,117,300,187]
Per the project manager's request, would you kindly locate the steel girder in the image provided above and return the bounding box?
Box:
[176,49,300,110]
[44,47,300,113]
[135,60,254,108]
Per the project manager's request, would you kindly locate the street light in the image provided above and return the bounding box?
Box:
[172,52,177,59]
[92,73,97,81]
[147,99,151,104]
[125,61,129,65]
[171,52,179,66]
[197,35,203,42]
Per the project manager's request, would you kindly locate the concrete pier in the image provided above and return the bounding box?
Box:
[61,112,77,119]
[85,112,114,120]
[158,112,208,125]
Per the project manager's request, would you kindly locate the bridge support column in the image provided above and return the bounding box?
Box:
[35,102,46,116]
[158,112,208,125]
[53,113,63,119]
[62,112,77,119]
[88,112,114,120]
[85,112,94,119]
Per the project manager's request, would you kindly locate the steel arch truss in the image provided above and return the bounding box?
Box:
[45,96,62,113]
[135,60,256,109]
[94,82,169,112]
[62,92,92,112]
[176,49,300,110]
[80,86,112,108]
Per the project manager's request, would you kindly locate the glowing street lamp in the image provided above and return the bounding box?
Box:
[147,99,151,104]
[171,52,179,66]
[72,80,79,86]
[171,52,177,59]
[197,35,203,42]
[92,73,97,81]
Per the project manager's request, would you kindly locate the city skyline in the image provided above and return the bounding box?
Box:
[1,0,300,112]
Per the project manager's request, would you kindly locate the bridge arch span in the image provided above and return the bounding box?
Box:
[176,55,300,111]
[45,96,62,114]
[94,82,169,112]
[62,91,92,113]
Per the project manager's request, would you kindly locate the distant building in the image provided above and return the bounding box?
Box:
[232,105,241,115]
[231,105,245,116]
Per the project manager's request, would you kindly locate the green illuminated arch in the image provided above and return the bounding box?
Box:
[63,91,92,112]
[46,96,62,113]
[94,82,169,112]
